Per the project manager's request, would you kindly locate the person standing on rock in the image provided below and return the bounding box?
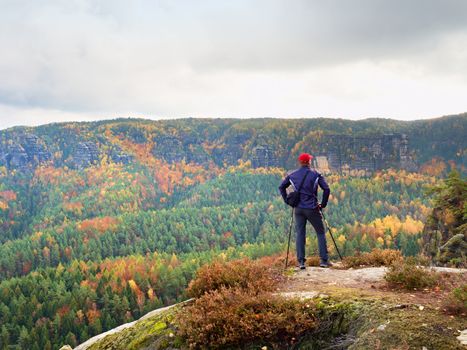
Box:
[279,153,331,269]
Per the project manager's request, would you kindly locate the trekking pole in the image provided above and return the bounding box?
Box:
[320,209,343,261]
[285,207,295,269]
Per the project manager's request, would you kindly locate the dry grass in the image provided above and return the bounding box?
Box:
[384,258,441,290]
[186,256,283,298]
[342,249,403,268]
[179,256,318,348]
[306,256,321,267]
[443,284,467,316]
[178,287,317,349]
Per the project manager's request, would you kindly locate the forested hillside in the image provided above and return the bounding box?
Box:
[1,114,466,173]
[0,114,466,349]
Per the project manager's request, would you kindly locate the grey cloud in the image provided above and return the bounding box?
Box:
[0,0,466,124]
[188,0,467,70]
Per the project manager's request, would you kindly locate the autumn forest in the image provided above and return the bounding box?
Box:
[0,115,466,349]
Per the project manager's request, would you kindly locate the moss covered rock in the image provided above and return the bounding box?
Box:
[439,233,467,265]
[86,306,184,350]
[83,290,466,350]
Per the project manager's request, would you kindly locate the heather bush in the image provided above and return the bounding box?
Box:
[412,254,432,267]
[384,258,440,290]
[343,249,403,268]
[178,287,317,349]
[186,257,281,298]
[443,284,467,315]
[448,257,466,268]
[281,254,320,267]
[306,256,321,267]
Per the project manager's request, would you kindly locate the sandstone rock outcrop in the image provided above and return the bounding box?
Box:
[72,142,100,169]
[251,145,279,168]
[311,133,416,174]
[0,123,422,173]
[0,133,51,171]
[109,146,133,164]
[22,133,52,164]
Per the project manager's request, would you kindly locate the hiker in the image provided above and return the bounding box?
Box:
[279,153,331,269]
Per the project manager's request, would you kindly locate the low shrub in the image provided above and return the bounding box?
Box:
[384,258,440,290]
[276,254,320,268]
[178,287,317,349]
[448,257,466,268]
[412,254,432,267]
[343,249,403,268]
[306,256,321,267]
[443,284,467,315]
[186,257,281,298]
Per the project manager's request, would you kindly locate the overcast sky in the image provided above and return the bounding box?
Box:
[1,0,467,129]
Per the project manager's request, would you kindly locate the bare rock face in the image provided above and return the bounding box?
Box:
[110,152,133,164]
[311,133,416,173]
[22,134,52,164]
[127,126,419,172]
[151,130,281,168]
[251,145,279,168]
[0,133,51,171]
[5,144,29,170]
[314,156,331,173]
[149,132,415,171]
[0,129,416,173]
[398,134,417,171]
[72,142,100,169]
[109,146,133,164]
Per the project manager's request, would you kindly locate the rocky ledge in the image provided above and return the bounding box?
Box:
[65,266,466,350]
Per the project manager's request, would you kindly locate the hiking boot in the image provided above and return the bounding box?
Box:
[319,261,333,268]
[298,262,306,270]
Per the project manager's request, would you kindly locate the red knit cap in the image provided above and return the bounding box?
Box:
[298,153,313,163]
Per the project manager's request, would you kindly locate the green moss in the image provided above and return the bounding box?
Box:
[87,306,181,350]
[149,321,167,333]
[292,289,465,350]
[350,304,466,349]
[87,290,466,350]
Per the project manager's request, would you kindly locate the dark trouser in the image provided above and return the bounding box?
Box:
[295,207,329,264]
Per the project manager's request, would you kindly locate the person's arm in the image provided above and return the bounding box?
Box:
[278,175,291,203]
[318,175,330,208]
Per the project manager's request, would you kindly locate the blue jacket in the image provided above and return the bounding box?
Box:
[278,166,330,209]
